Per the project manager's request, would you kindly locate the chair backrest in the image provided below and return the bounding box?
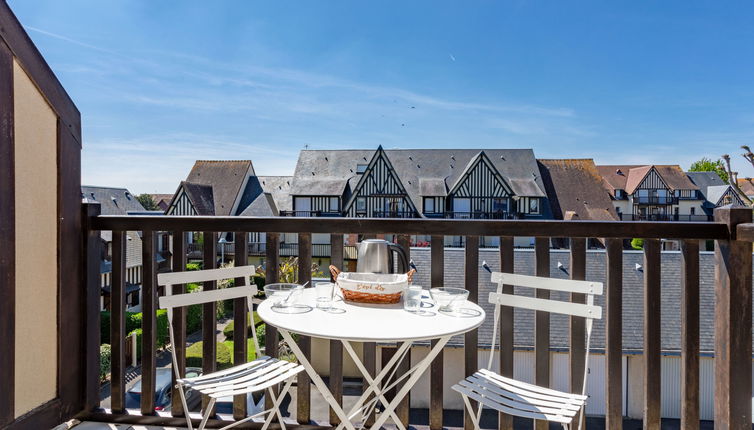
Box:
[157,265,261,368]
[157,265,257,309]
[489,272,603,320]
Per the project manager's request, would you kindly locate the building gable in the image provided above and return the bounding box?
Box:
[166,185,197,215]
[448,151,512,198]
[633,167,670,192]
[343,146,417,217]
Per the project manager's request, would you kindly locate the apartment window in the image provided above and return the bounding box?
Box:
[329,197,339,212]
[356,164,368,174]
[423,197,435,213]
[528,199,537,213]
[356,197,366,213]
[493,198,507,213]
[690,207,696,215]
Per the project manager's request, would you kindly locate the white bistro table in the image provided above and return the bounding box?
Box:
[258,288,485,430]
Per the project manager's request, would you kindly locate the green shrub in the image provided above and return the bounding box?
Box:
[187,304,202,334]
[187,262,202,271]
[221,339,258,362]
[256,324,265,348]
[100,310,150,345]
[222,313,263,340]
[100,344,111,381]
[631,238,644,250]
[186,341,233,370]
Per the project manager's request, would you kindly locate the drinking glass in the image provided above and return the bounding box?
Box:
[264,283,306,313]
[315,282,335,310]
[429,287,469,314]
[404,285,423,312]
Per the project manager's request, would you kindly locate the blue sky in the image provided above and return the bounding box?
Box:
[8,1,754,193]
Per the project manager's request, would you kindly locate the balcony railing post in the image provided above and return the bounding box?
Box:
[643,239,662,430]
[264,232,280,413]
[201,231,217,413]
[605,238,623,429]
[430,235,445,430]
[463,235,479,430]
[233,233,249,420]
[170,231,187,417]
[83,202,102,412]
[499,236,515,430]
[329,234,344,425]
[568,237,586,428]
[680,239,700,430]
[713,206,752,429]
[110,230,126,414]
[297,232,312,424]
[534,237,550,430]
[140,229,157,415]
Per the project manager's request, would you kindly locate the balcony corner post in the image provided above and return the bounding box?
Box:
[713,205,753,429]
[82,202,102,412]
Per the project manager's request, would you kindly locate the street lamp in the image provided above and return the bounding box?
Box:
[218,237,228,265]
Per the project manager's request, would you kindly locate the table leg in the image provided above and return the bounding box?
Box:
[369,336,452,430]
[340,341,409,430]
[278,329,356,430]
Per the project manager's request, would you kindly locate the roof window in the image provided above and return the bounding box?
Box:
[356,164,368,174]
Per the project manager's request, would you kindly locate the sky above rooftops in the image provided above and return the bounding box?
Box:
[8,1,754,193]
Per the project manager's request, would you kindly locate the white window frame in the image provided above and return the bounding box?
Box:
[329,197,339,212]
[423,197,435,213]
[529,198,540,214]
[356,197,366,213]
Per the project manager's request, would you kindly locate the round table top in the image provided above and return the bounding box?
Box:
[257,288,485,342]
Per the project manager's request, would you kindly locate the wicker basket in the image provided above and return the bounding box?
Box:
[329,265,416,304]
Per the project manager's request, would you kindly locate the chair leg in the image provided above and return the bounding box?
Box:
[461,394,482,430]
[198,397,217,430]
[263,378,295,430]
[176,383,195,430]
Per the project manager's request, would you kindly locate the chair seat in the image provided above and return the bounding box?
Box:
[178,356,304,399]
[452,369,587,425]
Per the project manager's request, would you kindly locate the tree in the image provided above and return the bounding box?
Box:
[689,157,728,183]
[136,193,158,210]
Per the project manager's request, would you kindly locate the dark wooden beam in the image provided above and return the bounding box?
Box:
[395,234,411,427]
[263,232,279,412]
[498,236,514,430]
[714,207,752,429]
[329,234,344,425]
[202,232,217,414]
[463,235,479,430]
[0,37,14,427]
[430,235,444,430]
[110,230,127,414]
[141,230,157,415]
[297,233,312,424]
[0,2,81,141]
[92,216,731,240]
[643,239,661,430]
[233,234,249,420]
[534,237,550,430]
[83,204,102,412]
[171,231,187,417]
[680,240,700,430]
[605,238,623,429]
[568,237,586,428]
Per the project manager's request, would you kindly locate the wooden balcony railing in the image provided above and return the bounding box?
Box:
[81,205,754,430]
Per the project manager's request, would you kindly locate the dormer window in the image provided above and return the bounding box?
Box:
[356,164,368,174]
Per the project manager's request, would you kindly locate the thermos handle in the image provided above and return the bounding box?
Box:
[389,243,409,273]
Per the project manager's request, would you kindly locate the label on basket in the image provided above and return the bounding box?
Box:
[355,283,385,292]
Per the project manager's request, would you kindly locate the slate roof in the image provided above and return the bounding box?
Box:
[81,186,144,268]
[290,149,546,213]
[409,247,750,355]
[687,172,742,212]
[597,165,698,194]
[239,193,278,217]
[180,181,215,215]
[182,160,254,216]
[738,178,754,197]
[82,186,146,215]
[537,159,618,221]
[258,176,293,212]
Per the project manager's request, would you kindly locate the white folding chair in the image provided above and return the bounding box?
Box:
[158,265,304,430]
[452,272,603,430]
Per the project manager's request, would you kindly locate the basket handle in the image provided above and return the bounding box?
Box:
[330,265,416,283]
[329,265,341,281]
